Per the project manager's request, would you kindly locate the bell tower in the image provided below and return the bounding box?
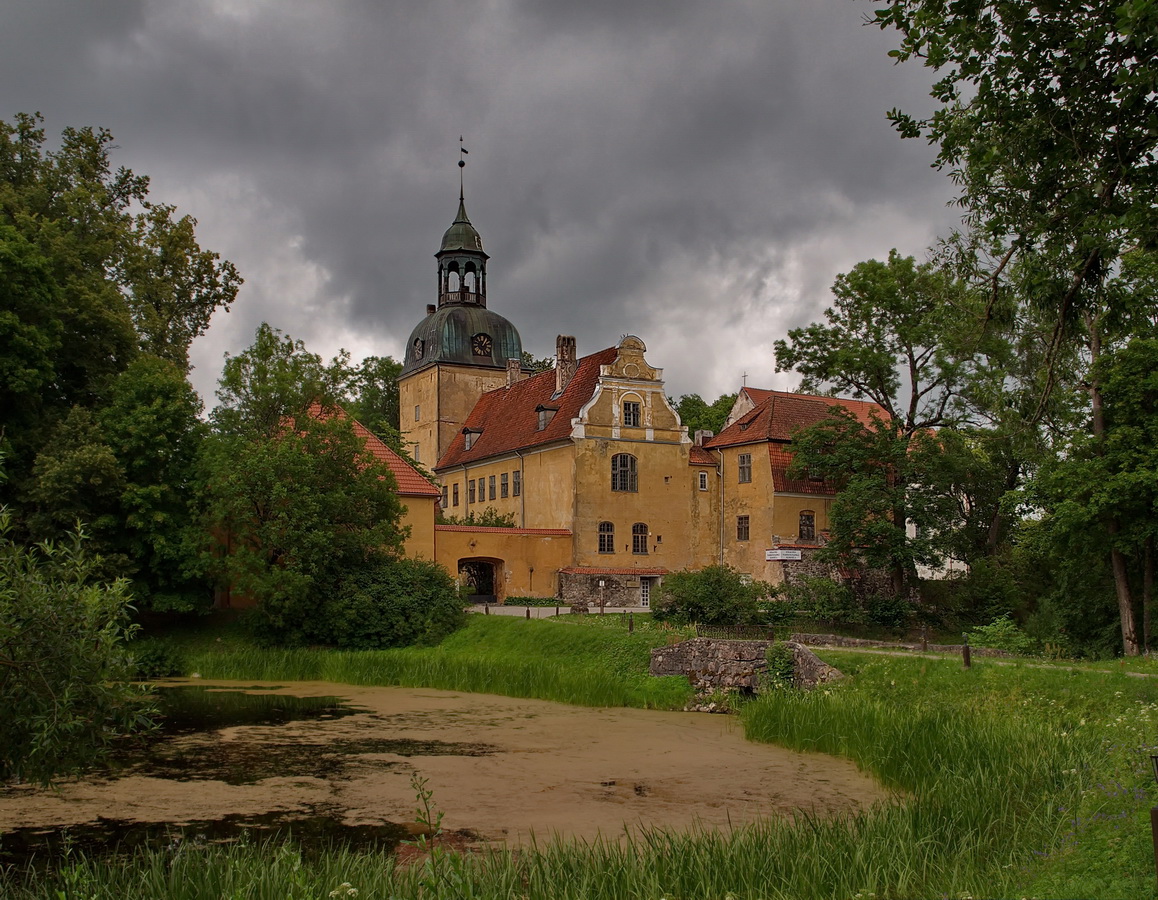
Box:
[397,151,526,473]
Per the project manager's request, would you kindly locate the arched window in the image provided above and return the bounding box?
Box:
[598,521,615,554]
[611,453,638,492]
[799,510,816,543]
[632,523,649,555]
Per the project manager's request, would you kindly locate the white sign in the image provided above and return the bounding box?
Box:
[765,549,802,561]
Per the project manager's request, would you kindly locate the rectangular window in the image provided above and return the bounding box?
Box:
[441,485,448,508]
[623,401,641,427]
[698,471,708,491]
[513,470,521,496]
[799,512,816,542]
[598,521,614,554]
[488,475,496,500]
[737,515,750,541]
[500,472,509,498]
[452,483,460,507]
[738,453,752,483]
[415,405,420,421]
[468,480,476,503]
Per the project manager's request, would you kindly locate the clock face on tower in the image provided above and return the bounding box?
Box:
[471,333,493,357]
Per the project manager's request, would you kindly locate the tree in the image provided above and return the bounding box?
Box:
[348,355,402,445]
[0,113,239,496]
[0,507,150,785]
[521,350,554,374]
[873,0,1158,653]
[773,251,984,594]
[673,393,736,437]
[202,324,407,644]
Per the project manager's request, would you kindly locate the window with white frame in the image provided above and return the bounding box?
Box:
[512,470,521,496]
[698,471,708,491]
[738,452,752,483]
[488,475,496,500]
[500,472,509,498]
[468,480,476,503]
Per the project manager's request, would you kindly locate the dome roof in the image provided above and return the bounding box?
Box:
[439,195,486,254]
[401,303,523,376]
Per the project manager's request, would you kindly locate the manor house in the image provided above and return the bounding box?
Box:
[391,187,880,606]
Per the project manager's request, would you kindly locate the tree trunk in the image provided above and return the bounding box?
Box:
[1087,314,1140,656]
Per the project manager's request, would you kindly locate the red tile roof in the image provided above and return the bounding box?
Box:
[435,347,619,469]
[305,403,441,497]
[689,445,716,466]
[707,390,884,448]
[435,525,571,535]
[559,566,668,576]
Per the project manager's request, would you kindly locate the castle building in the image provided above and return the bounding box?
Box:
[396,185,881,606]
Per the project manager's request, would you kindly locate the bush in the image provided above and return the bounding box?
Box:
[968,614,1036,656]
[762,642,796,691]
[129,638,187,678]
[320,557,467,649]
[866,591,913,629]
[652,565,773,626]
[784,576,864,626]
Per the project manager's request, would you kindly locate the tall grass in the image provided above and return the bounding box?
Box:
[183,615,693,709]
[8,631,1158,897]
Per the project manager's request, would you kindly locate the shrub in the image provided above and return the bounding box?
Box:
[968,614,1036,656]
[866,591,913,629]
[129,638,186,678]
[320,556,467,649]
[652,565,773,626]
[784,576,864,626]
[762,642,796,691]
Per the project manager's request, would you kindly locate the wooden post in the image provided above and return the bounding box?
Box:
[1151,807,1158,885]
[962,633,972,669]
[555,605,559,617]
[629,613,634,633]
[525,607,531,620]
[921,625,928,652]
[484,603,489,615]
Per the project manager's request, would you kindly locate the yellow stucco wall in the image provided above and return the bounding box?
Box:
[399,496,438,560]
[438,445,575,530]
[433,527,573,599]
[398,367,439,470]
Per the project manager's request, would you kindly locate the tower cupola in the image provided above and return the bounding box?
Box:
[436,187,489,307]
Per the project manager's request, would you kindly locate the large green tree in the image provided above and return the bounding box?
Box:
[202,324,406,644]
[0,113,239,496]
[673,392,736,437]
[873,0,1158,652]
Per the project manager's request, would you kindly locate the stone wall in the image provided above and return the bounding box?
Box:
[790,632,1013,658]
[649,638,842,692]
[780,547,896,600]
[558,572,641,609]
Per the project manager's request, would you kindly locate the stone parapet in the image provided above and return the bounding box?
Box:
[649,637,842,693]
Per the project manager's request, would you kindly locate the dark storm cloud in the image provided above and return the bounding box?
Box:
[0,0,959,401]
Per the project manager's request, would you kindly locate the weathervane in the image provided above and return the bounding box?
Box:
[742,371,748,387]
[459,136,468,192]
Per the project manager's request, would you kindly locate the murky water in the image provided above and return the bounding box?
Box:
[0,681,890,866]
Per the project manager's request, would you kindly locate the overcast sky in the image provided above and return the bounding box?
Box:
[3,0,962,404]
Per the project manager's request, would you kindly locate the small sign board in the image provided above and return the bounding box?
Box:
[765,549,802,561]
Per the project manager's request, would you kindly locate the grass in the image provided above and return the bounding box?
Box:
[174,614,695,710]
[7,617,1158,897]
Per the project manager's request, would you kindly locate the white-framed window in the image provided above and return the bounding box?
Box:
[738,453,752,483]
[598,521,615,554]
[441,485,448,508]
[612,453,638,492]
[640,578,652,608]
[698,471,708,491]
[632,522,648,555]
[513,470,521,497]
[488,475,496,500]
[623,400,641,427]
[468,480,476,503]
[500,472,509,498]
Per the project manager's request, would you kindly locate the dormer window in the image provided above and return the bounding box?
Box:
[463,427,483,450]
[413,338,424,360]
[536,404,559,431]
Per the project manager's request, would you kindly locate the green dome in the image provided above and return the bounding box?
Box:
[401,304,523,376]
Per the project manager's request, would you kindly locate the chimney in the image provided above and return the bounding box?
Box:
[426,304,436,315]
[694,429,715,446]
[556,335,577,395]
[506,357,521,387]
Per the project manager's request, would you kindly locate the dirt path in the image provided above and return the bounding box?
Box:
[0,681,891,847]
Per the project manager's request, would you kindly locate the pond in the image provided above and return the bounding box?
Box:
[0,681,889,863]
